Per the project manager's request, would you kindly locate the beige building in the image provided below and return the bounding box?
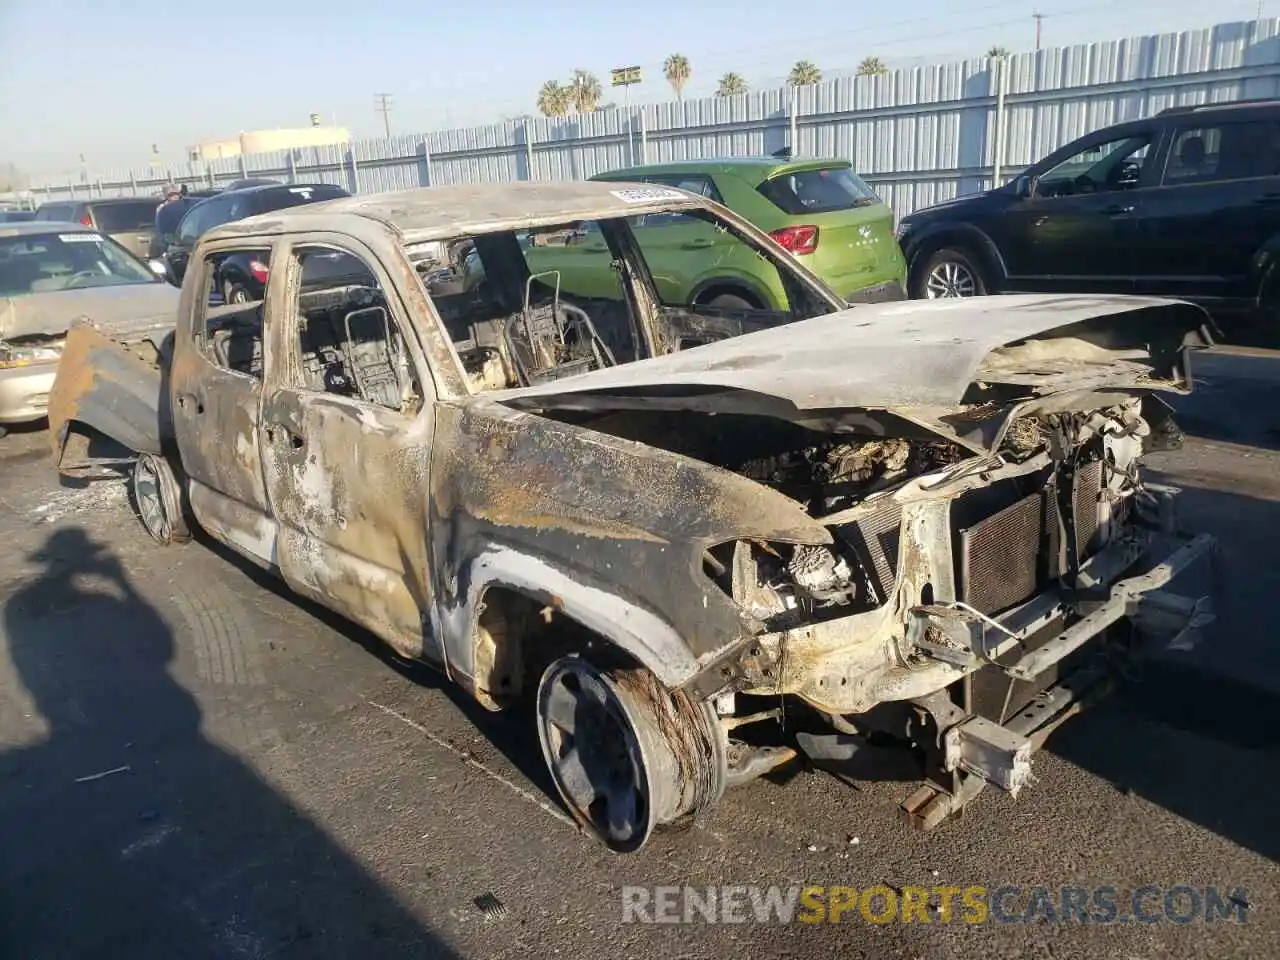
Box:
[187,125,349,161]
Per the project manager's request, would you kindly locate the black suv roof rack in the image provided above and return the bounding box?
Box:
[1158,98,1280,116]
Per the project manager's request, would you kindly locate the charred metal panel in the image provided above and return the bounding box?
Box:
[260,390,436,662]
[48,322,166,467]
[428,398,830,677]
[168,337,270,520]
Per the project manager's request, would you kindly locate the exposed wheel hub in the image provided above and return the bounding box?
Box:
[536,657,727,852]
[131,453,190,546]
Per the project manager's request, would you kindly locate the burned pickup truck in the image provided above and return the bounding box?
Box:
[48,182,1217,852]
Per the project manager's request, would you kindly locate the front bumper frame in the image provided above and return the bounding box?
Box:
[898,521,1217,830]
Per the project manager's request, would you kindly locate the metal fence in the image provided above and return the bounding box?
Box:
[33,17,1280,220]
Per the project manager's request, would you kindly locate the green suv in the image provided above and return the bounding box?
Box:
[576,158,906,307]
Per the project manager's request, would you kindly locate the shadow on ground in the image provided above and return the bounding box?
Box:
[0,527,457,959]
[1048,477,1280,863]
[1171,349,1280,451]
[197,532,565,810]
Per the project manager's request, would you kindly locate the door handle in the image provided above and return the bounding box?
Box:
[1102,204,1135,216]
[584,243,608,253]
[1254,193,1280,205]
[682,238,715,250]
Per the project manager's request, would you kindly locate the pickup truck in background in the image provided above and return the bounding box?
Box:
[46,182,1217,852]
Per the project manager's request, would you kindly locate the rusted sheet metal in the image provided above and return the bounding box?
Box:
[204,181,707,247]
[258,390,436,663]
[428,398,831,682]
[47,322,167,468]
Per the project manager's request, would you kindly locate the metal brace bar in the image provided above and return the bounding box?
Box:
[1007,533,1215,681]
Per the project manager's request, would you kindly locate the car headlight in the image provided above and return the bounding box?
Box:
[0,339,64,369]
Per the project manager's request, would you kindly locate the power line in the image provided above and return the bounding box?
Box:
[374,93,393,138]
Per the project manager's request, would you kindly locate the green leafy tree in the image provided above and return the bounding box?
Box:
[987,45,1011,58]
[856,57,889,76]
[716,72,748,97]
[788,60,822,86]
[570,70,603,114]
[664,54,692,100]
[536,81,572,118]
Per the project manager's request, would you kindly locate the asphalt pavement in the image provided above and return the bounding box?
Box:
[0,346,1276,959]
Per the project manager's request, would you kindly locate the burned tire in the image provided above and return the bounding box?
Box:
[536,656,727,853]
[913,246,988,299]
[131,453,190,545]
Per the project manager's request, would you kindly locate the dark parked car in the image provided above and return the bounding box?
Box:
[162,182,349,293]
[149,187,224,259]
[35,197,159,260]
[896,98,1280,330]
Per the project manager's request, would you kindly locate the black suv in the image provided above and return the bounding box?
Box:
[162,182,349,292]
[897,99,1280,329]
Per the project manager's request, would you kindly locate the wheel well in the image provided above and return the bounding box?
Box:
[470,587,642,711]
[692,281,764,309]
[908,230,1001,292]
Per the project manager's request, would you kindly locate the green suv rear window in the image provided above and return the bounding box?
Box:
[757,167,879,215]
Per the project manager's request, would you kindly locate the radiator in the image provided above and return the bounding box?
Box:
[957,492,1044,616]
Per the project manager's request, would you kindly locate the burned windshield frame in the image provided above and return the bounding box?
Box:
[407,204,844,396]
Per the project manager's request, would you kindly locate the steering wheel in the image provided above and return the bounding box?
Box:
[62,269,105,289]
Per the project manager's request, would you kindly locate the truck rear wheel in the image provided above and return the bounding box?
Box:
[131,453,190,545]
[536,656,727,852]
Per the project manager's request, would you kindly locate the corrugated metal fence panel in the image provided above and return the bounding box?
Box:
[28,18,1280,214]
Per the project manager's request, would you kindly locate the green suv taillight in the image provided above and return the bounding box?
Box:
[770,224,820,255]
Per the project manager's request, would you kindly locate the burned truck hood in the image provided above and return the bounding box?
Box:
[494,295,1215,452]
[0,282,179,340]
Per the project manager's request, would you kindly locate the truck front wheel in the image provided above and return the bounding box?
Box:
[131,453,190,545]
[536,656,727,852]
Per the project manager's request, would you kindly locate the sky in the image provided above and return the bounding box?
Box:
[0,0,1270,179]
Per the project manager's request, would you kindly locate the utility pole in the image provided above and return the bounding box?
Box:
[1034,11,1045,51]
[374,93,393,139]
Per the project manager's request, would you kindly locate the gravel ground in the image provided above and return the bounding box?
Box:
[0,347,1276,959]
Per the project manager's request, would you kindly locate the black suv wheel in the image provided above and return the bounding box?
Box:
[913,246,988,299]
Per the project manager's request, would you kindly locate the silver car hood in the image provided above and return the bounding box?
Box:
[0,282,179,340]
[494,294,1215,451]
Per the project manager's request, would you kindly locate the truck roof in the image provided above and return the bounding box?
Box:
[202,181,706,245]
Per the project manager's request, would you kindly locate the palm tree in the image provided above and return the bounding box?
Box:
[536,80,571,118]
[987,45,1011,58]
[664,54,692,100]
[716,72,748,97]
[570,70,602,114]
[788,60,822,86]
[856,57,888,76]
